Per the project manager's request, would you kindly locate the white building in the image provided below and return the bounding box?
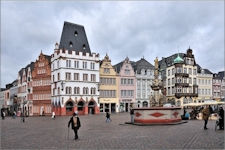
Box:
[131,58,155,107]
[51,22,100,116]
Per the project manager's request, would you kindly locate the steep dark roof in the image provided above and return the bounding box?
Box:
[217,71,224,80]
[204,69,213,74]
[59,21,91,54]
[30,62,35,73]
[18,68,24,83]
[44,55,51,65]
[159,53,185,68]
[131,58,154,74]
[113,61,124,73]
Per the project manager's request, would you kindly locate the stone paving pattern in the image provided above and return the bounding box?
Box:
[1,113,224,150]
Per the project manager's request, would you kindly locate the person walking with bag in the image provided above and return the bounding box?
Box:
[105,112,111,122]
[202,105,210,130]
[68,112,81,140]
[130,108,134,124]
[219,106,224,130]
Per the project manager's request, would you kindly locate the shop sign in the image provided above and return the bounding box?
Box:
[122,99,132,102]
[103,99,111,101]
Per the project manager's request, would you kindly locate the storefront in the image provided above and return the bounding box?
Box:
[120,99,133,112]
[100,103,116,113]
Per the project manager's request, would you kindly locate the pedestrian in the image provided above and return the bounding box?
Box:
[209,105,213,114]
[202,105,210,130]
[130,108,134,124]
[13,111,16,119]
[2,111,5,120]
[218,106,224,130]
[106,112,111,122]
[1,110,4,120]
[68,112,81,140]
[52,111,55,119]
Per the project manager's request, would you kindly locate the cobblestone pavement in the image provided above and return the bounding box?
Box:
[1,113,224,150]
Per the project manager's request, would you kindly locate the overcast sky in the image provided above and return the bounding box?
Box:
[1,1,224,88]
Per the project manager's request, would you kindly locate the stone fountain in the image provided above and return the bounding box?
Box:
[126,57,186,125]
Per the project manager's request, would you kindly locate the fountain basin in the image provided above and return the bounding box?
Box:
[132,107,184,125]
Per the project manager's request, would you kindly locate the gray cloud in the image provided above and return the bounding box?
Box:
[1,1,224,87]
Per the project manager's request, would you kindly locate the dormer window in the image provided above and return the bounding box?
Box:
[74,31,78,36]
[69,41,73,47]
[83,44,86,49]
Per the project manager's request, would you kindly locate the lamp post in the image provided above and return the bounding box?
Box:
[61,81,65,91]
[22,100,27,122]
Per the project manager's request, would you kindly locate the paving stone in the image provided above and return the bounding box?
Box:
[1,113,224,149]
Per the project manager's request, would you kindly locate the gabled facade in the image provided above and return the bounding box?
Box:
[99,54,119,113]
[32,51,51,116]
[17,62,34,116]
[51,22,100,116]
[213,71,224,101]
[114,57,136,112]
[131,58,155,107]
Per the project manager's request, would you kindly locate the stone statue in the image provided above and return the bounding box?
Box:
[154,57,158,69]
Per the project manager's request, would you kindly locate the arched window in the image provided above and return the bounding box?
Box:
[188,98,192,103]
[77,87,80,94]
[171,98,175,105]
[66,101,73,111]
[74,87,76,94]
[74,31,78,36]
[69,41,73,47]
[66,60,68,67]
[83,44,86,49]
[66,87,68,94]
[93,88,96,94]
[177,100,181,106]
[86,87,88,94]
[69,60,71,67]
[183,97,187,104]
[70,87,72,94]
[83,87,85,94]
[78,101,84,111]
[143,101,148,107]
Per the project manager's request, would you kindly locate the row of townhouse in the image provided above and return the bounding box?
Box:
[2,21,224,116]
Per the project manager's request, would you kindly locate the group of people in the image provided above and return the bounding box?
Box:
[202,105,224,130]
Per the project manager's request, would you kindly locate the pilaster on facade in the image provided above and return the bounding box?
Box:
[132,58,155,108]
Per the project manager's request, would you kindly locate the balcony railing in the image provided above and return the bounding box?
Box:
[175,83,189,87]
[175,93,198,98]
[175,73,189,77]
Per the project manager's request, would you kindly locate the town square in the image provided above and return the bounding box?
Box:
[1,113,224,149]
[1,1,224,149]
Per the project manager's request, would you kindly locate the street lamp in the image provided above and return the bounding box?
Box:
[61,81,65,91]
[22,100,27,122]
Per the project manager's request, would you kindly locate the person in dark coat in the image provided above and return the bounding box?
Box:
[106,112,111,122]
[209,105,213,114]
[219,106,224,130]
[202,105,210,130]
[68,113,81,140]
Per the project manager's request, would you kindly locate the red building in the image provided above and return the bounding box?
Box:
[32,51,52,116]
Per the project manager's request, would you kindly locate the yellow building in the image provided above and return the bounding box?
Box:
[196,68,213,102]
[99,54,119,113]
